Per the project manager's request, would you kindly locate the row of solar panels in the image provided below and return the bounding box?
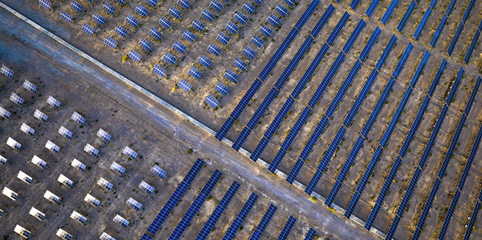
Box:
[464,19,482,64]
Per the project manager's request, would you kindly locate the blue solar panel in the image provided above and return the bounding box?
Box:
[268,14,280,27]
[60,11,72,23]
[183,30,196,42]
[202,9,214,22]
[169,7,181,19]
[359,27,380,62]
[413,7,431,40]
[260,25,272,37]
[284,0,294,6]
[92,13,105,26]
[381,0,400,24]
[149,28,162,40]
[224,70,238,83]
[326,12,349,46]
[173,41,186,54]
[71,1,83,13]
[222,193,258,240]
[464,28,480,64]
[294,0,318,30]
[178,79,191,92]
[205,95,218,108]
[397,0,416,32]
[461,0,475,24]
[251,204,277,240]
[226,22,238,34]
[304,228,316,240]
[153,64,166,77]
[179,0,190,9]
[278,216,296,240]
[234,58,247,71]
[146,0,157,7]
[430,15,447,47]
[464,201,481,240]
[198,55,211,68]
[138,38,151,51]
[192,19,205,32]
[103,3,115,15]
[251,35,264,48]
[217,32,230,45]
[208,43,221,56]
[276,4,287,16]
[243,46,256,59]
[210,0,223,12]
[447,22,463,55]
[215,83,229,95]
[365,0,379,17]
[1,65,13,78]
[190,67,202,80]
[116,0,125,5]
[254,0,262,5]
[126,15,138,28]
[235,12,247,24]
[343,20,365,53]
[376,34,397,70]
[163,52,176,65]
[82,23,95,36]
[39,0,51,10]
[159,17,171,29]
[129,50,141,62]
[115,25,127,38]
[136,4,148,17]
[104,36,117,49]
[243,2,254,14]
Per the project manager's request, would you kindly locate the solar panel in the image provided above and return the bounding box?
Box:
[215,83,228,95]
[205,95,218,108]
[224,70,238,83]
[110,162,126,174]
[226,22,238,34]
[208,43,220,56]
[173,41,186,53]
[126,15,138,28]
[190,67,202,79]
[198,55,211,68]
[0,107,11,118]
[259,25,272,37]
[39,0,51,10]
[210,0,223,12]
[1,65,14,78]
[115,25,127,38]
[23,80,37,92]
[234,58,247,71]
[192,19,205,32]
[159,17,171,29]
[178,79,192,92]
[235,12,247,24]
[169,7,181,19]
[304,228,316,240]
[183,30,196,42]
[60,11,72,23]
[149,28,162,40]
[278,216,296,240]
[126,197,142,210]
[129,50,142,62]
[202,9,214,22]
[145,0,157,7]
[82,23,94,36]
[71,111,86,125]
[251,35,264,48]
[151,165,167,178]
[153,64,166,77]
[243,2,254,14]
[116,0,125,5]
[179,0,190,9]
[71,1,83,13]
[93,13,105,26]
[217,32,230,45]
[10,93,24,105]
[47,96,61,108]
[223,193,258,240]
[268,14,280,27]
[276,4,287,16]
[163,52,176,65]
[139,38,152,51]
[284,0,294,6]
[243,46,256,59]
[139,181,154,194]
[251,204,277,239]
[136,4,148,17]
[103,3,115,15]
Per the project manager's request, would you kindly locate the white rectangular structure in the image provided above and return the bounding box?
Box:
[113,214,129,227]
[84,143,99,156]
[84,193,100,206]
[32,155,47,168]
[97,128,111,141]
[151,165,167,178]
[14,225,30,238]
[110,162,125,175]
[58,174,74,187]
[100,232,116,240]
[44,190,61,203]
[138,181,154,194]
[23,80,37,92]
[71,210,87,224]
[34,109,48,121]
[97,177,113,190]
[56,228,73,240]
[47,95,61,108]
[17,171,33,184]
[71,111,86,125]
[58,126,73,138]
[29,207,46,221]
[10,93,24,105]
[0,107,10,118]
[45,140,60,152]
[7,137,21,150]
[71,159,86,171]
[0,155,7,164]
[126,197,142,210]
[2,187,18,201]
[20,123,35,135]
[122,146,138,159]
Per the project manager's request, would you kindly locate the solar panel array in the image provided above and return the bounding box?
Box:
[169,7,181,19]
[1,65,14,78]
[250,204,277,240]
[136,4,148,18]
[177,79,191,92]
[210,0,222,12]
[70,1,83,13]
[430,0,456,47]
[243,2,254,14]
[224,70,238,83]
[215,83,228,95]
[183,30,196,43]
[204,95,218,108]
[115,25,127,38]
[208,43,220,56]
[39,0,51,10]
[153,64,166,77]
[103,3,115,15]
[159,17,171,29]
[189,67,202,80]
[464,19,481,63]
[217,32,230,45]
[179,0,190,10]
[93,13,105,26]
[149,28,162,40]
[222,193,258,240]
[243,46,256,59]
[446,0,475,55]
[145,0,157,7]
[304,228,317,240]
[173,41,186,54]
[464,186,482,240]
[192,19,205,32]
[163,52,176,65]
[234,58,246,72]
[128,50,141,63]
[82,23,94,36]
[277,216,296,240]
[235,12,247,24]
[126,15,138,28]
[201,9,213,22]
[198,55,211,68]
[60,11,72,23]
